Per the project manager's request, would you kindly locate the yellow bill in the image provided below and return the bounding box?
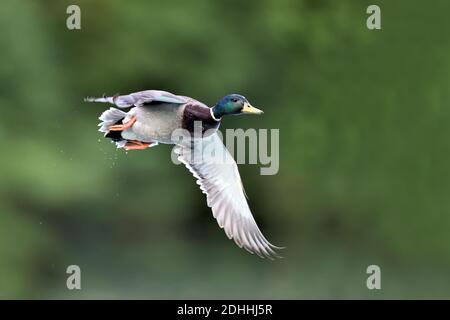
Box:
[242,102,264,114]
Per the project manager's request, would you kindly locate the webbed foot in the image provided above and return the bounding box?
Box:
[124,140,153,150]
[109,115,137,131]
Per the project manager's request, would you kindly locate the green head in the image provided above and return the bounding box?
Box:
[212,94,263,120]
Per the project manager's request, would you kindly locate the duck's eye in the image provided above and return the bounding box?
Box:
[232,98,239,103]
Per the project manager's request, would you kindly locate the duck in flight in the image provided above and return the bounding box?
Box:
[85,90,282,259]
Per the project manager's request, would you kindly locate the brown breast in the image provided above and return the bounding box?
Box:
[182,102,221,134]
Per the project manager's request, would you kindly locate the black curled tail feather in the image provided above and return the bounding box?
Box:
[98,107,128,148]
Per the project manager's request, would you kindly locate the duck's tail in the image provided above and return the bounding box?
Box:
[85,95,116,104]
[98,107,128,148]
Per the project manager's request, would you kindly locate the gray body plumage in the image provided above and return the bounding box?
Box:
[91,90,213,147]
[121,103,186,144]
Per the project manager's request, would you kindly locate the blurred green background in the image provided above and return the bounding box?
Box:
[1,0,450,299]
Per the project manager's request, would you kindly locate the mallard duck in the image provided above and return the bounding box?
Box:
[85,90,282,259]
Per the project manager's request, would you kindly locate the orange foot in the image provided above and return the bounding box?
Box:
[124,140,153,151]
[109,115,137,131]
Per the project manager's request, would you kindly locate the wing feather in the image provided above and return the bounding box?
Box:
[85,90,187,108]
[175,133,282,259]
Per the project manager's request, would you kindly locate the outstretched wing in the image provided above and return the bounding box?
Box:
[174,133,282,259]
[85,90,187,108]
